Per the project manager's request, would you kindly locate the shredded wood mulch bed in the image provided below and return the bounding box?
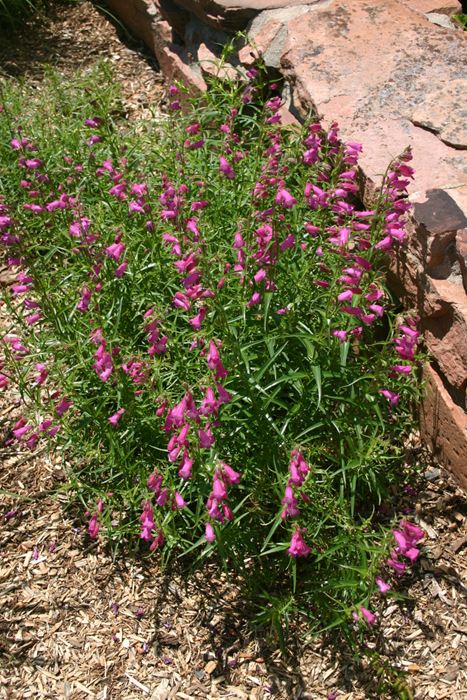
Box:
[0,3,466,698]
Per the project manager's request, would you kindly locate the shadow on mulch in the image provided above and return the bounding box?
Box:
[0,0,158,80]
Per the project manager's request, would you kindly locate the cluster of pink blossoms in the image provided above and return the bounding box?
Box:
[388,519,424,574]
[353,519,424,626]
[205,462,241,543]
[280,450,313,558]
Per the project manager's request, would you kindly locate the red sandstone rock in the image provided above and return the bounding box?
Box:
[423,278,467,401]
[400,0,461,14]
[171,0,317,30]
[104,0,206,94]
[257,0,467,196]
[420,364,467,491]
[457,228,467,292]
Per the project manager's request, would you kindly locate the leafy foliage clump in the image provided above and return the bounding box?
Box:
[0,61,422,637]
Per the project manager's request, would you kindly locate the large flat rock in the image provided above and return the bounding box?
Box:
[247,0,466,201]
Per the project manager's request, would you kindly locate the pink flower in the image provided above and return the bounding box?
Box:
[247,291,261,308]
[115,262,127,278]
[147,471,163,495]
[376,577,391,594]
[105,241,125,261]
[390,364,412,376]
[360,607,376,625]
[275,187,296,209]
[220,462,241,485]
[88,513,100,539]
[85,117,102,128]
[55,396,73,416]
[108,408,125,426]
[206,340,227,379]
[12,418,31,439]
[219,156,235,180]
[174,492,186,509]
[216,383,232,404]
[34,363,48,385]
[189,306,207,330]
[379,389,400,407]
[140,501,155,541]
[332,330,348,343]
[213,478,228,501]
[386,555,407,576]
[205,522,216,543]
[400,520,424,543]
[200,387,218,416]
[287,528,311,558]
[178,451,193,480]
[77,286,92,313]
[93,343,113,382]
[156,488,169,507]
[198,425,214,449]
[173,291,191,310]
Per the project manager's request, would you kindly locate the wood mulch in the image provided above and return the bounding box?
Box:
[0,3,466,698]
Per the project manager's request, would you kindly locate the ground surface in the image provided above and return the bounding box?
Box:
[0,3,466,698]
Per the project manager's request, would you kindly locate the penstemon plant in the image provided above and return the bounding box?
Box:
[0,60,423,639]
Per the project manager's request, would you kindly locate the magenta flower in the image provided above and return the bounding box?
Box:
[156,488,169,507]
[88,513,100,539]
[108,408,125,426]
[55,396,74,417]
[105,240,125,261]
[288,528,311,557]
[247,291,261,308]
[281,485,300,520]
[386,554,407,576]
[189,306,207,330]
[198,425,214,449]
[174,492,186,509]
[93,343,113,382]
[200,387,218,416]
[85,117,102,128]
[376,577,391,594]
[400,520,424,543]
[359,607,376,625]
[219,155,235,180]
[332,330,348,343]
[178,450,193,479]
[140,501,155,541]
[390,364,412,376]
[220,462,241,485]
[275,187,296,209]
[77,286,92,313]
[12,418,31,439]
[206,340,227,379]
[34,363,48,385]
[379,389,400,407]
[115,262,127,278]
[216,383,232,404]
[205,522,216,543]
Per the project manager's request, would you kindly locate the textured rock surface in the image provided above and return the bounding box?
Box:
[256,0,467,197]
[170,0,319,30]
[104,0,206,93]
[400,0,461,13]
[421,364,467,492]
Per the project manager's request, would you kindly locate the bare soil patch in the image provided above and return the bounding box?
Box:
[0,3,466,698]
